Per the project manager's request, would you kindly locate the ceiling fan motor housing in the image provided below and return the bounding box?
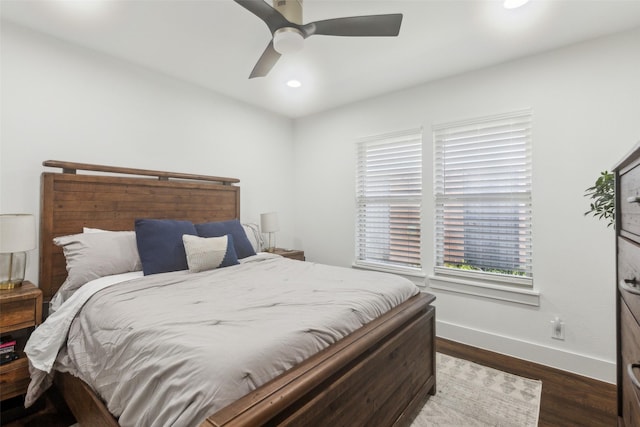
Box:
[273,0,302,24]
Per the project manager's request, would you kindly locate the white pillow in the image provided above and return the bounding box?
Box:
[83,227,106,233]
[242,223,262,252]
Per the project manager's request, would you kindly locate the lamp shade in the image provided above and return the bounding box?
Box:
[0,214,36,253]
[260,212,280,233]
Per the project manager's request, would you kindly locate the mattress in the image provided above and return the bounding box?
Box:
[26,254,419,427]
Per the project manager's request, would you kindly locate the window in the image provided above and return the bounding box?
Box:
[355,129,423,274]
[433,110,532,287]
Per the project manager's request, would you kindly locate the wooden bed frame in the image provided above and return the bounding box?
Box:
[38,160,436,427]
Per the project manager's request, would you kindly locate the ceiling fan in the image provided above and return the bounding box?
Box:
[234,0,403,78]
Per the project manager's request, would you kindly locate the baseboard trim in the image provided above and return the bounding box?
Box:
[436,319,616,384]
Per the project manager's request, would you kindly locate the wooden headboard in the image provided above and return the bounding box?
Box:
[39,160,240,303]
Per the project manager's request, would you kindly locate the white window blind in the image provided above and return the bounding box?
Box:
[434,110,532,284]
[355,129,422,273]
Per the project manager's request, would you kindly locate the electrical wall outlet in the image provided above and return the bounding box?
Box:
[551,317,565,340]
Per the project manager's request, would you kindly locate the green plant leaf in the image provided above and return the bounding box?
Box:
[584,171,614,228]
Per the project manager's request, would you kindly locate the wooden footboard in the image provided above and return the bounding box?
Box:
[204,292,435,427]
[54,293,435,427]
[55,373,119,427]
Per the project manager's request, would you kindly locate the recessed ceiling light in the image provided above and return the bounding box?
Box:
[503,0,530,9]
[286,79,302,88]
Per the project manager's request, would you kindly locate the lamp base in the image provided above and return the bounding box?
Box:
[0,279,24,290]
[264,232,276,253]
[1,252,27,290]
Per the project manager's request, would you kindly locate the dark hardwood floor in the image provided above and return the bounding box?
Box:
[1,388,75,427]
[2,337,618,426]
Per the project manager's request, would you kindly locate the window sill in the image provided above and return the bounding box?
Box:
[352,262,426,279]
[427,274,540,306]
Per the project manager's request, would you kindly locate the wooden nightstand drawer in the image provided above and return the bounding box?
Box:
[0,358,29,400]
[0,299,37,332]
[0,283,42,334]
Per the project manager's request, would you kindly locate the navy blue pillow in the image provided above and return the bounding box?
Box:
[195,219,256,259]
[135,219,197,275]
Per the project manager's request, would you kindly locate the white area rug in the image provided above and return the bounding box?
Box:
[412,352,542,427]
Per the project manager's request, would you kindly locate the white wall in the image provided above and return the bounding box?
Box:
[293,28,640,382]
[0,22,296,282]
[3,18,639,384]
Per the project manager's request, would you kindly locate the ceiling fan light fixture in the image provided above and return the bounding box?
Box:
[273,27,304,54]
[234,0,403,78]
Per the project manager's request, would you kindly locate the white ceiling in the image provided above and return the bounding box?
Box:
[2,0,640,118]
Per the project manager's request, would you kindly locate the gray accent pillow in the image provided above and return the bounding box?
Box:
[54,230,142,293]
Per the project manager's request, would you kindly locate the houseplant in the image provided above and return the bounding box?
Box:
[584,170,615,227]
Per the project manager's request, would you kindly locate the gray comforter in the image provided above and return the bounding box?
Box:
[26,255,419,427]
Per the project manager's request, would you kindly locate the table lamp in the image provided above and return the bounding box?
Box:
[0,214,36,289]
[260,212,279,252]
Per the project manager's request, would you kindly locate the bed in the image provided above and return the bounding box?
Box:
[29,160,436,427]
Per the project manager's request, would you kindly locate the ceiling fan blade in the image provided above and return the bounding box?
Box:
[249,41,281,78]
[234,0,291,34]
[302,14,402,38]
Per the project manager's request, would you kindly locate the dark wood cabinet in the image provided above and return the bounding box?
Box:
[615,141,640,426]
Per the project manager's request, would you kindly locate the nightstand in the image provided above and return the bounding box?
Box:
[272,248,305,261]
[0,282,42,401]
